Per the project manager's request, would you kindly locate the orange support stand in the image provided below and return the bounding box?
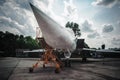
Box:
[29,38,62,73]
[42,47,61,73]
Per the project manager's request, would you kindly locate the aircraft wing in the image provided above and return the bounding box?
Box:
[95,50,120,53]
[82,48,120,53]
[23,49,45,53]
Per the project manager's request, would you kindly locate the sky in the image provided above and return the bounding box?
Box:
[0,0,120,49]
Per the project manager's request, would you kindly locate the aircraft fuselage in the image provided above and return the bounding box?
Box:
[30,4,76,51]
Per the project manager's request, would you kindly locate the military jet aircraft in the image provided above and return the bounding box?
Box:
[27,3,120,73]
[28,3,77,73]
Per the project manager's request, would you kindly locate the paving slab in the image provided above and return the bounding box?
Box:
[0,57,20,80]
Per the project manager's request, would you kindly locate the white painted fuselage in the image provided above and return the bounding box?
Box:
[30,4,76,51]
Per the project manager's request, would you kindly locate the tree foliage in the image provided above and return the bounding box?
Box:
[65,21,89,48]
[66,21,81,37]
[0,31,40,57]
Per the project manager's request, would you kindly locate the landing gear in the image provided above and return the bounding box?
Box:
[29,49,62,73]
[29,61,39,73]
[29,38,63,73]
[64,59,71,67]
[82,57,87,62]
[29,67,33,73]
[43,64,45,68]
[55,68,60,73]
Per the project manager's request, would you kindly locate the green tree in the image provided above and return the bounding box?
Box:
[65,22,90,48]
[25,36,40,49]
[0,31,41,57]
[65,22,81,37]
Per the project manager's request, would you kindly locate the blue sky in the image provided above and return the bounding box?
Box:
[0,0,120,48]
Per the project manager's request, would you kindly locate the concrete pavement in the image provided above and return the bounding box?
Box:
[0,57,120,80]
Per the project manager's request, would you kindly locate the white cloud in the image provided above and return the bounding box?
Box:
[0,0,37,37]
[0,26,20,35]
[92,0,120,8]
[111,37,120,47]
[87,31,100,38]
[115,21,120,33]
[117,20,120,26]
[0,16,25,34]
[81,20,94,32]
[62,0,78,22]
[102,24,114,33]
[85,34,120,48]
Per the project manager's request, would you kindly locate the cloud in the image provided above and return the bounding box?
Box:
[0,0,67,38]
[116,21,120,30]
[117,20,120,26]
[0,16,25,34]
[81,20,94,32]
[87,31,100,38]
[102,24,114,33]
[111,37,120,46]
[0,0,6,5]
[0,0,37,37]
[47,0,66,26]
[62,0,78,22]
[92,0,120,8]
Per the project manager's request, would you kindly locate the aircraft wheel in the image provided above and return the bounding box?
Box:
[64,60,67,67]
[64,59,71,67]
[29,67,33,73]
[43,64,45,68]
[60,65,63,69]
[82,57,87,62]
[68,61,71,67]
[55,68,60,73]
